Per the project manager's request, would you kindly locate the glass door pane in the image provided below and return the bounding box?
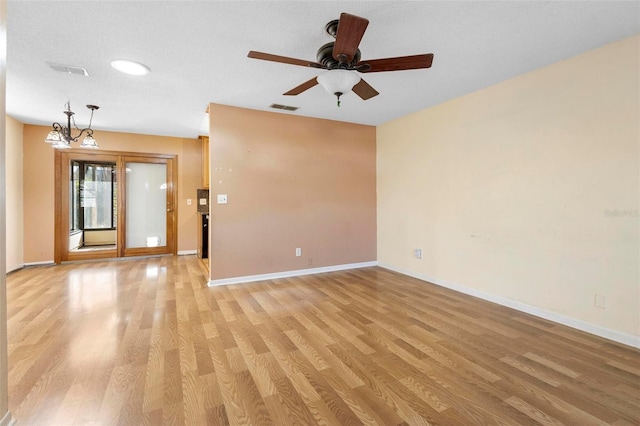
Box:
[82,163,117,230]
[125,162,167,249]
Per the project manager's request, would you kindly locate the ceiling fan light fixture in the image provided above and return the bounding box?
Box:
[110,59,150,76]
[317,69,361,106]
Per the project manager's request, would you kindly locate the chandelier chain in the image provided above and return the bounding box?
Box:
[88,108,95,130]
[66,101,95,135]
[71,108,95,132]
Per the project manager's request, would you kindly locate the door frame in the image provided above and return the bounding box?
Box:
[54,149,178,263]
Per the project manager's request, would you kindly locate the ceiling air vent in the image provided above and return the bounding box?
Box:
[269,103,298,111]
[47,62,89,76]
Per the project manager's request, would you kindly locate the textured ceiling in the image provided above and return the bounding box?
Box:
[6,1,640,139]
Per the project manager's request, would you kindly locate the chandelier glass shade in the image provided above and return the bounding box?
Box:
[44,102,100,149]
[317,69,361,106]
[44,129,68,148]
[79,132,99,149]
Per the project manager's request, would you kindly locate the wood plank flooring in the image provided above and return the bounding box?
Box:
[6,255,639,425]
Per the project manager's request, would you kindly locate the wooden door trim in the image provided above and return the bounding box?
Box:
[116,156,126,258]
[54,150,63,264]
[55,150,178,263]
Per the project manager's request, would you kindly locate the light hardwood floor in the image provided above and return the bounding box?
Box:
[6,255,639,425]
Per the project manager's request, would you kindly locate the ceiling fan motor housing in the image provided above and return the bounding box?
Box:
[316,42,361,69]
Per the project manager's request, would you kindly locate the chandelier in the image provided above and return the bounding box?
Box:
[44,102,100,149]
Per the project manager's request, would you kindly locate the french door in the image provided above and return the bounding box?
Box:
[55,149,177,263]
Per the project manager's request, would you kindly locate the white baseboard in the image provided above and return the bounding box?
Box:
[24,260,55,267]
[7,264,24,273]
[378,263,640,349]
[208,261,378,287]
[177,250,197,256]
[0,410,16,426]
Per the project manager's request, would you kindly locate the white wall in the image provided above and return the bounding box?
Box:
[0,1,11,424]
[6,115,24,272]
[83,230,116,246]
[377,35,639,345]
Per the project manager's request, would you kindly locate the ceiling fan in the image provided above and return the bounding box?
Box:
[248,12,434,106]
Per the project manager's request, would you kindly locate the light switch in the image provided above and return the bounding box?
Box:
[217,194,228,204]
[187,199,192,205]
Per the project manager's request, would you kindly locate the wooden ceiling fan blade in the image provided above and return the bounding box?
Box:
[332,13,369,63]
[358,53,434,73]
[283,77,318,96]
[352,79,379,100]
[248,51,325,69]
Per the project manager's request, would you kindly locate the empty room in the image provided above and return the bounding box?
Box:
[0,1,638,425]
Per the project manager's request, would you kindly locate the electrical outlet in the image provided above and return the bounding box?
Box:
[594,293,606,309]
[414,248,422,259]
[295,248,301,257]
[308,257,313,266]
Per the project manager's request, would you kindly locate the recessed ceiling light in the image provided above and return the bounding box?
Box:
[110,59,150,76]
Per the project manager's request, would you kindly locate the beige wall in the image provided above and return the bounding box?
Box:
[0,0,9,423]
[377,35,640,339]
[6,115,23,272]
[22,125,202,263]
[209,104,376,280]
